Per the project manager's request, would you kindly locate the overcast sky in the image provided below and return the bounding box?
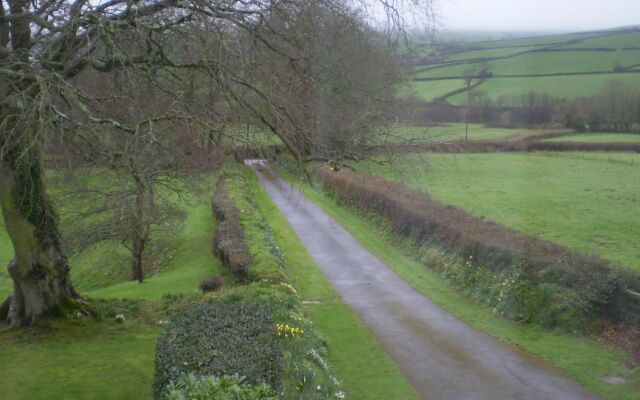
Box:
[435,0,640,32]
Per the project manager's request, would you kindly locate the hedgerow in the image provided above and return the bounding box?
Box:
[318,167,639,330]
[153,302,283,399]
[218,165,344,399]
[212,175,252,280]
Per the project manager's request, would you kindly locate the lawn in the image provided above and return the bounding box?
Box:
[360,152,640,271]
[283,170,639,400]
[246,167,420,399]
[0,175,221,400]
[547,133,640,142]
[389,123,548,142]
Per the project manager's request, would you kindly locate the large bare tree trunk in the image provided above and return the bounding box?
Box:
[0,149,77,327]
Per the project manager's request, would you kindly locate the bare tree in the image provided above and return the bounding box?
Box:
[0,0,434,326]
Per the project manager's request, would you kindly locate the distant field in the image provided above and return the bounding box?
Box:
[445,46,536,61]
[547,133,640,142]
[361,152,640,271]
[563,32,640,49]
[410,29,640,103]
[415,51,640,79]
[390,124,548,142]
[446,74,640,104]
[403,79,464,101]
[461,32,604,49]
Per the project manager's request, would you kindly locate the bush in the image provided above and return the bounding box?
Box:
[199,275,225,293]
[163,374,277,400]
[153,302,283,400]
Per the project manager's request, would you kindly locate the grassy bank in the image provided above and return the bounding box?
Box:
[244,167,419,399]
[360,152,640,271]
[278,167,639,400]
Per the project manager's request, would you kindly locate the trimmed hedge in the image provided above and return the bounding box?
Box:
[153,302,283,399]
[318,167,640,328]
[212,175,252,280]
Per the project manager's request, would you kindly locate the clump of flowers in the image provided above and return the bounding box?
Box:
[277,323,304,338]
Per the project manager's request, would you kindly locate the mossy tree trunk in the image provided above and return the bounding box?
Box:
[0,145,77,327]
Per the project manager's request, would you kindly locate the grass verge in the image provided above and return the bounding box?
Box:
[245,167,420,400]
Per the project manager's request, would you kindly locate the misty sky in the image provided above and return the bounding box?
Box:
[436,0,640,32]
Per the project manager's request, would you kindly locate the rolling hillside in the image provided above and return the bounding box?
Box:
[406,29,640,104]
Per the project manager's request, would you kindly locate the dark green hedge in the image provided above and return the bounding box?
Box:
[153,302,283,399]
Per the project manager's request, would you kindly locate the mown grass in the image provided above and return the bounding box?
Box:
[0,317,161,400]
[0,175,220,400]
[547,133,640,143]
[445,74,640,104]
[390,123,547,142]
[360,152,640,271]
[245,168,420,400]
[282,170,639,400]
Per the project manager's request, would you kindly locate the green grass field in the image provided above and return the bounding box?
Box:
[410,30,640,103]
[445,46,536,61]
[446,74,640,104]
[403,79,465,101]
[390,123,550,142]
[563,32,640,49]
[416,51,640,79]
[547,133,640,142]
[283,170,639,400]
[360,152,640,271]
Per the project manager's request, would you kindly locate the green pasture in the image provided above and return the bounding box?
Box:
[444,74,640,104]
[389,123,550,142]
[415,51,640,79]
[361,152,640,271]
[403,79,465,101]
[562,32,640,49]
[547,133,640,142]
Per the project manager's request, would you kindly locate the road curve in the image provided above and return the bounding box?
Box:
[249,162,598,400]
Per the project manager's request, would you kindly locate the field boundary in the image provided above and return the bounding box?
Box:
[317,167,640,326]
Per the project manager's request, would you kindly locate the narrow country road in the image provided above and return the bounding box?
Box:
[249,162,599,400]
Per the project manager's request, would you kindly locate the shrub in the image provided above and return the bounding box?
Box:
[199,275,225,293]
[153,302,283,400]
[163,373,277,400]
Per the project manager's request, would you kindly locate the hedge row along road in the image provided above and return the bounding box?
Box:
[248,161,599,400]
